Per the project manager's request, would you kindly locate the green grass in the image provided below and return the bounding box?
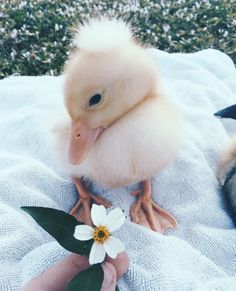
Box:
[0,0,235,79]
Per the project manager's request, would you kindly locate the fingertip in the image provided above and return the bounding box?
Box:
[106,252,129,278]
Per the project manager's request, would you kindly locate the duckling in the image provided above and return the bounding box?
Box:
[56,18,184,233]
[215,105,236,220]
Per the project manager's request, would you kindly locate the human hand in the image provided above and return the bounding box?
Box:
[20,251,129,291]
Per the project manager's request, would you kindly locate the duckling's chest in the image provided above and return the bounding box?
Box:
[79,103,183,187]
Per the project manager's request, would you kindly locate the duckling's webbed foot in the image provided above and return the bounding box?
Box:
[130,179,177,233]
[70,177,112,225]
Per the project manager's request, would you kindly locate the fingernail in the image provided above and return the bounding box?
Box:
[106,252,129,278]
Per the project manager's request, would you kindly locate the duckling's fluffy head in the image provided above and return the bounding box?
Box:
[64,18,159,129]
[73,17,133,54]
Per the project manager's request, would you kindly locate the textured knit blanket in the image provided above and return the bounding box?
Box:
[0,48,236,291]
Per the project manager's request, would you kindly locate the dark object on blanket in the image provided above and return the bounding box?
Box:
[215,104,236,120]
[215,104,236,223]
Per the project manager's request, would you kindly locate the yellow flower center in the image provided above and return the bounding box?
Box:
[93,225,110,244]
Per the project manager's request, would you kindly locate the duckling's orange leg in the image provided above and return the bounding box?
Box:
[70,177,112,225]
[130,179,177,233]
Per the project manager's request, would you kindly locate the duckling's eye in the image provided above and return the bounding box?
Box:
[88,94,102,108]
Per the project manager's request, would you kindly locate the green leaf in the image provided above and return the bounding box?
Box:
[115,285,120,291]
[66,264,104,291]
[21,206,93,256]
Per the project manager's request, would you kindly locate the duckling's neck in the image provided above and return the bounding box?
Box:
[108,88,164,129]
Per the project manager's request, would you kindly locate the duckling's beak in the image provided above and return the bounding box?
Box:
[214,104,236,119]
[69,119,103,165]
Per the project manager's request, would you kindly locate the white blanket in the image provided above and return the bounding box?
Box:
[0,48,236,290]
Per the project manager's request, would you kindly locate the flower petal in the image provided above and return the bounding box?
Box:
[74,225,94,241]
[104,236,125,259]
[91,204,107,226]
[104,207,125,232]
[89,242,106,265]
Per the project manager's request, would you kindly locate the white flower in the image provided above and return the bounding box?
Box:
[162,23,170,33]
[19,1,27,9]
[223,31,229,37]
[74,204,125,265]
[10,29,17,39]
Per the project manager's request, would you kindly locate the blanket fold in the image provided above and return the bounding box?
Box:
[0,48,236,290]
